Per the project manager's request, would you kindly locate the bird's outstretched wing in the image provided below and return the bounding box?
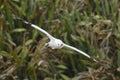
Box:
[31,24,54,40]
[63,43,97,62]
[14,16,54,40]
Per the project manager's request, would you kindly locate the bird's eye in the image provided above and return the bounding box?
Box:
[60,44,63,46]
[58,44,60,46]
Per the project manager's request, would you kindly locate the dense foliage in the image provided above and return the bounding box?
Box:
[0,0,120,80]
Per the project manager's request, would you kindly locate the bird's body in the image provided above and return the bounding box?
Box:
[46,37,64,49]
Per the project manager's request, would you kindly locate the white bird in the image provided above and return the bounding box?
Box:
[16,17,97,62]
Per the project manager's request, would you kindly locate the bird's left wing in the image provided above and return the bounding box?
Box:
[63,43,97,62]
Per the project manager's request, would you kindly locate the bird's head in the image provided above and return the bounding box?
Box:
[45,38,64,49]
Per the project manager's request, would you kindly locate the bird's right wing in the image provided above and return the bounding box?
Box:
[31,24,53,40]
[63,43,97,62]
[14,16,54,40]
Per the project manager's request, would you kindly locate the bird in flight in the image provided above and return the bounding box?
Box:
[15,16,97,62]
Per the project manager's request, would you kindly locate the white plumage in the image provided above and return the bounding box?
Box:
[19,18,97,62]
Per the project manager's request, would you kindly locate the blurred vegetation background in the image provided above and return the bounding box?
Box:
[0,0,120,80]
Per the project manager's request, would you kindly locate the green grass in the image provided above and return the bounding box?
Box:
[0,0,120,80]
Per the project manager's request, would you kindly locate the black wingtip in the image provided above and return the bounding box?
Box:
[13,15,31,26]
[90,57,98,63]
